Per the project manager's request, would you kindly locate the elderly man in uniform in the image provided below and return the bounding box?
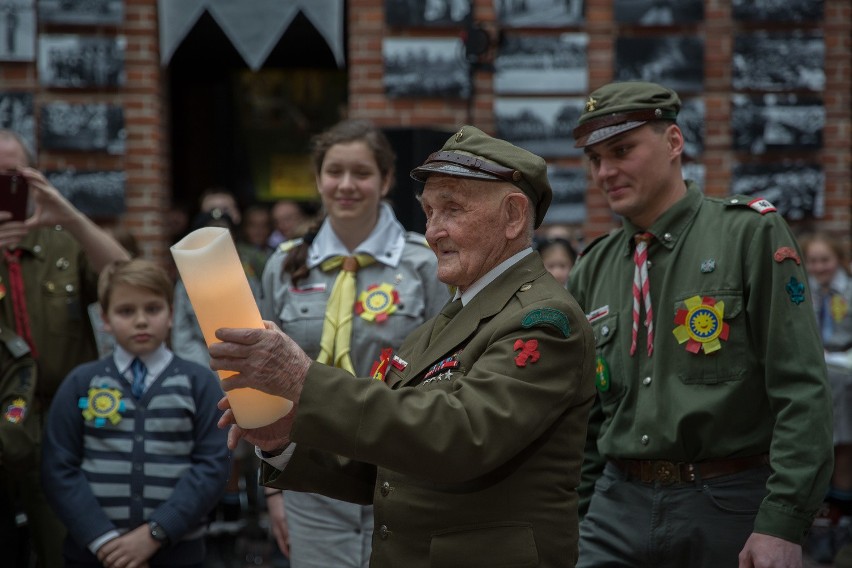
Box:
[567,81,833,568]
[213,126,596,567]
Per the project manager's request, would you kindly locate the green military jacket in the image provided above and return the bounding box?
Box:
[568,182,833,544]
[263,253,596,567]
[0,227,99,402]
[0,326,37,470]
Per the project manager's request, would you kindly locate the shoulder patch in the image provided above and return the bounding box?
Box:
[724,195,777,215]
[405,232,431,248]
[521,308,571,338]
[278,238,303,254]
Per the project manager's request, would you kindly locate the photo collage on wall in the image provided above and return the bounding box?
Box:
[612,0,706,189]
[36,0,127,217]
[490,0,588,228]
[383,1,472,99]
[730,0,826,221]
[0,0,126,217]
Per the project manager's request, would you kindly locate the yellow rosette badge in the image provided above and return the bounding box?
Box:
[355,283,399,323]
[672,295,730,355]
[79,384,126,427]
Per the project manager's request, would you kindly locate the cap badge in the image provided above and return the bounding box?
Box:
[455,127,464,142]
[585,97,597,112]
[654,108,662,118]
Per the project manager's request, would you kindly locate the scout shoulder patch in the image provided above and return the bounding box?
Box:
[521,307,571,337]
[4,398,26,423]
[786,277,805,305]
[513,339,540,367]
[773,246,801,265]
[278,238,304,254]
[724,195,777,215]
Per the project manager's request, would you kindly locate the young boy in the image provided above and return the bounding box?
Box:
[41,259,230,567]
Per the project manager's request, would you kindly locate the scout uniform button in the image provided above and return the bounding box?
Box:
[663,233,673,242]
[641,435,649,445]
[381,481,391,496]
[642,376,652,386]
[379,525,389,539]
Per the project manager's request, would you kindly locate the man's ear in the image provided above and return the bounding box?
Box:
[503,193,529,240]
[666,124,684,160]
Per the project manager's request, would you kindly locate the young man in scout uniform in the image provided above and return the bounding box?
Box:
[567,81,833,567]
[213,126,597,567]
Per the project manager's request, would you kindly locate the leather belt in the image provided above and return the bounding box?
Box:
[610,454,770,485]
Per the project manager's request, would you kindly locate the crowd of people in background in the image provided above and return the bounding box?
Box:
[0,78,847,568]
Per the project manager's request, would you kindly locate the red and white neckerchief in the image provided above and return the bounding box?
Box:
[631,232,654,357]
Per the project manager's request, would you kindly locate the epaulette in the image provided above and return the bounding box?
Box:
[405,232,431,248]
[724,195,777,215]
[577,231,614,259]
[278,238,303,254]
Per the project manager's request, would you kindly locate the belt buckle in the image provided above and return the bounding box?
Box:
[653,460,678,485]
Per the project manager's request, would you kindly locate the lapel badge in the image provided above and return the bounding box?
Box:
[356,283,400,323]
[370,348,393,382]
[455,127,464,142]
[587,305,609,324]
[391,354,407,370]
[700,259,716,273]
[785,277,805,305]
[773,246,801,265]
[673,295,730,355]
[513,339,540,367]
[4,397,27,423]
[79,383,126,427]
[585,96,597,112]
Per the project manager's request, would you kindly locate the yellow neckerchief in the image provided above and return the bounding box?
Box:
[317,254,375,374]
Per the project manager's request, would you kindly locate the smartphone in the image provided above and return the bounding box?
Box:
[0,171,28,221]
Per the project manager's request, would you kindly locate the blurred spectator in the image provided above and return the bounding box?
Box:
[267,199,320,249]
[535,236,577,287]
[198,187,268,280]
[242,204,274,258]
[0,128,129,568]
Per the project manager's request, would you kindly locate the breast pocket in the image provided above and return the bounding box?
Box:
[278,298,326,358]
[357,280,427,347]
[675,292,747,384]
[42,277,84,336]
[591,313,626,406]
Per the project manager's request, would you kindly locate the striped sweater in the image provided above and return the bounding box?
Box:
[41,354,230,565]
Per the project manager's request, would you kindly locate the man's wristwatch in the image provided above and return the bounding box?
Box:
[148,522,170,546]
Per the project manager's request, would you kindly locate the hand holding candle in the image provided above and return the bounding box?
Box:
[171,227,292,428]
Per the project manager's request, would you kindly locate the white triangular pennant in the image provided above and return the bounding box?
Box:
[158,0,208,66]
[207,0,300,71]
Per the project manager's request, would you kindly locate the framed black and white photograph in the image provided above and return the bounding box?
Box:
[0,0,35,62]
[0,91,35,153]
[681,162,705,189]
[495,0,584,28]
[38,35,126,88]
[613,0,703,25]
[383,37,469,99]
[731,162,824,221]
[385,0,471,27]
[494,97,583,158]
[544,166,587,226]
[495,33,587,95]
[39,0,123,26]
[615,36,704,92]
[46,170,126,217]
[678,97,704,158]
[732,0,823,23]
[732,32,824,92]
[40,102,125,154]
[731,94,824,154]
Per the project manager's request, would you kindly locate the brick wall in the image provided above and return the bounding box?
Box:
[350,0,852,245]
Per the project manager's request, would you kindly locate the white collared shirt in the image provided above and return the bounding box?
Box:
[113,343,174,394]
[306,202,407,269]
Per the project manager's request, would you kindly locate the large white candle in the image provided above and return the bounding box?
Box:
[171,227,292,428]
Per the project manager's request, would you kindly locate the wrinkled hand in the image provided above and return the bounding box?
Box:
[97,524,160,568]
[217,395,298,452]
[209,320,311,403]
[738,533,801,568]
[265,491,291,558]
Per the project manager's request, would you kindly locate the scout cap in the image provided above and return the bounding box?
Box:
[572,81,681,148]
[410,125,552,228]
